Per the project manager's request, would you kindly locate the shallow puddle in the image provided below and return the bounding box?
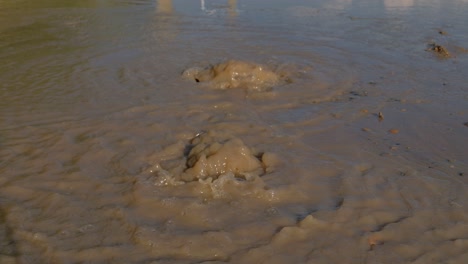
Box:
[1,0,467,263]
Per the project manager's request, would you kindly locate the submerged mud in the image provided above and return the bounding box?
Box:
[1,0,468,263]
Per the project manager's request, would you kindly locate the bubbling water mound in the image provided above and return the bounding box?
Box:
[184,131,265,181]
[183,60,282,91]
[144,131,280,186]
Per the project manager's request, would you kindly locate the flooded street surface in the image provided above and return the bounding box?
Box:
[1,0,468,263]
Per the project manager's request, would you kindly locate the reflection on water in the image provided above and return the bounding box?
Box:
[1,0,467,263]
[323,0,352,9]
[384,0,414,9]
[157,0,173,13]
[201,0,238,16]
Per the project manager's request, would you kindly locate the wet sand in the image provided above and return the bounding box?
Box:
[1,0,467,263]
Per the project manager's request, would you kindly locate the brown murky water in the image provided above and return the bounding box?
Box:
[1,0,468,263]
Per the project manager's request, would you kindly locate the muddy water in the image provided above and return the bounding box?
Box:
[1,0,468,263]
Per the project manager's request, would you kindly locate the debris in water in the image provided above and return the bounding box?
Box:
[367,236,384,251]
[438,29,448,35]
[378,112,384,122]
[426,42,450,58]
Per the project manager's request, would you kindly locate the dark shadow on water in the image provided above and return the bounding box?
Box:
[0,206,19,262]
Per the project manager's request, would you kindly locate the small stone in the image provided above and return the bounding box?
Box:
[388,129,399,134]
[378,112,384,121]
[427,43,450,58]
[464,122,468,127]
[361,127,370,132]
